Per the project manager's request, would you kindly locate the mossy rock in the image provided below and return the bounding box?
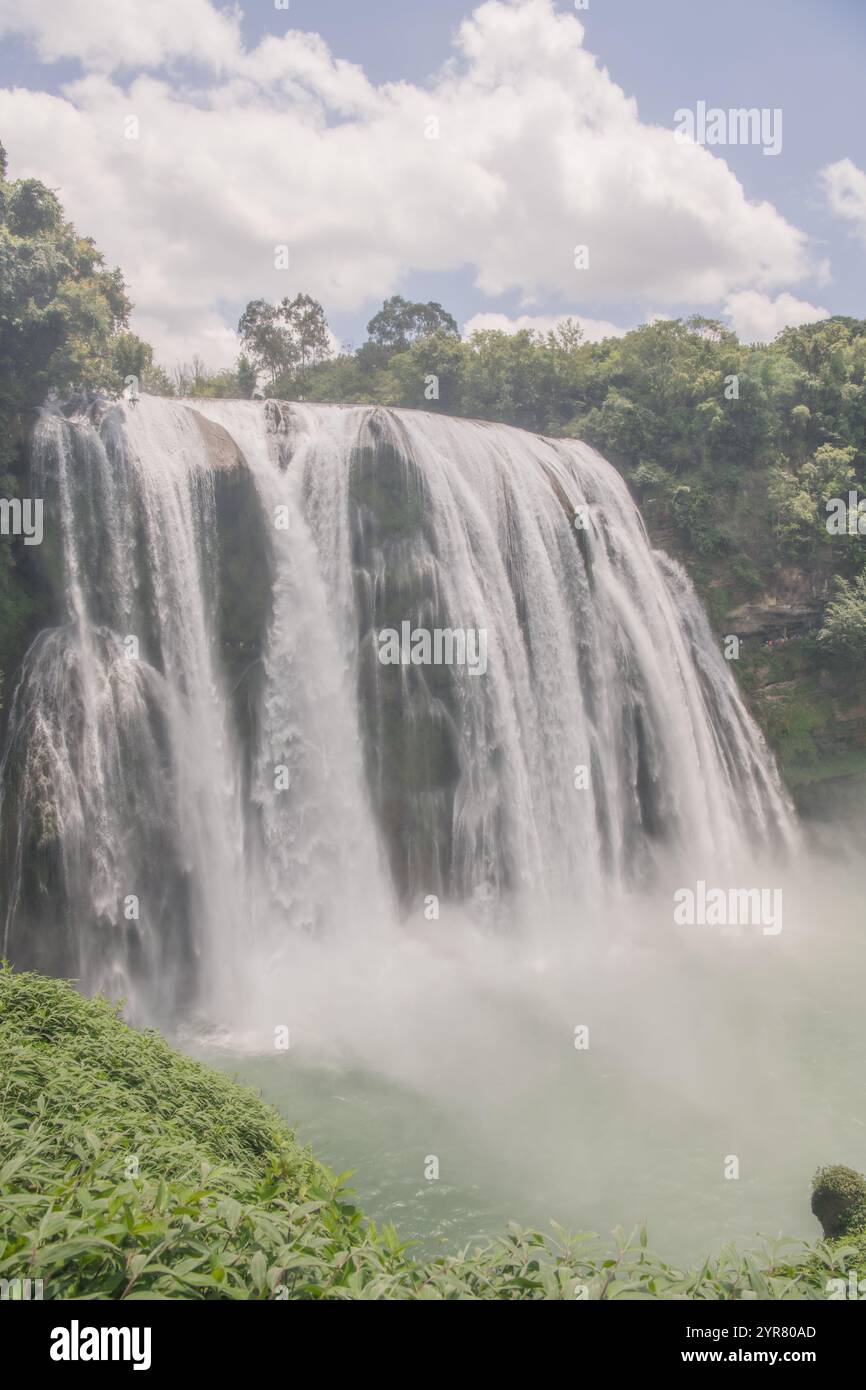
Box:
[811,1164,866,1240]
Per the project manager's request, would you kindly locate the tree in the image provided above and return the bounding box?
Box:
[282,293,331,376]
[385,330,466,414]
[5,177,62,237]
[235,353,257,399]
[111,332,153,385]
[237,293,332,385]
[461,328,560,431]
[0,152,134,449]
[237,299,298,383]
[768,444,857,553]
[818,572,866,665]
[366,295,459,353]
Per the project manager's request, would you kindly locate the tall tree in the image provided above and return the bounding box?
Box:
[281,293,331,376]
[237,294,332,384]
[235,353,257,399]
[237,299,298,384]
[366,295,459,353]
[0,142,138,465]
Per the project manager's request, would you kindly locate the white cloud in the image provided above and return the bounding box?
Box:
[0,0,821,365]
[723,291,829,344]
[463,311,628,342]
[0,0,241,72]
[821,158,866,243]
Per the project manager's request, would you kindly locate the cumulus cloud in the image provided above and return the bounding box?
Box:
[723,291,829,344]
[0,0,241,72]
[0,0,820,364]
[463,311,628,342]
[822,158,866,243]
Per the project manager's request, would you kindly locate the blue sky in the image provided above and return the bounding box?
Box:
[287,0,865,337]
[1,0,863,365]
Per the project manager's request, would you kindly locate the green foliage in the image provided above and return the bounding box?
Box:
[109,331,174,396]
[237,293,331,388]
[769,444,857,551]
[0,966,332,1299]
[283,292,332,376]
[0,163,133,433]
[172,354,259,400]
[5,178,63,238]
[818,571,866,665]
[366,294,459,352]
[0,967,852,1300]
[237,299,295,382]
[386,329,467,414]
[235,353,257,399]
[811,1166,866,1240]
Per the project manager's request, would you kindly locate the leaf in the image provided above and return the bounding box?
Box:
[250,1250,268,1291]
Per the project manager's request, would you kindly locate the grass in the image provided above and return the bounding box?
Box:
[0,966,862,1300]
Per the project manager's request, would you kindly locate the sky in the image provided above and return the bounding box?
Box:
[0,0,864,368]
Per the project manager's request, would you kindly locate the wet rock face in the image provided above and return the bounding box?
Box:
[174,405,274,753]
[811,1165,866,1239]
[183,406,274,804]
[349,426,465,907]
[211,459,272,682]
[725,590,827,642]
[211,459,272,805]
[185,407,248,473]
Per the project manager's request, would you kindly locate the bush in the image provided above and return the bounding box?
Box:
[818,572,866,665]
[811,1165,866,1240]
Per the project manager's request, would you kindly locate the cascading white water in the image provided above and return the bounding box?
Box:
[0,394,795,1020]
[0,402,250,1015]
[189,399,396,981]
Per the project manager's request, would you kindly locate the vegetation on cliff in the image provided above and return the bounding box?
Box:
[1,967,862,1301]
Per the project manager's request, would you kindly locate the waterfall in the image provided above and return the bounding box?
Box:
[0,395,794,1019]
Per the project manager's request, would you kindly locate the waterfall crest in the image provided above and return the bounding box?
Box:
[0,396,795,1017]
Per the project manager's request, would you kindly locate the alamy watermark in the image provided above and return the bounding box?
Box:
[827,1271,866,1299]
[674,102,783,157]
[1,1277,43,1300]
[673,880,783,935]
[375,622,488,676]
[0,497,43,545]
[50,1321,151,1371]
[826,491,866,535]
